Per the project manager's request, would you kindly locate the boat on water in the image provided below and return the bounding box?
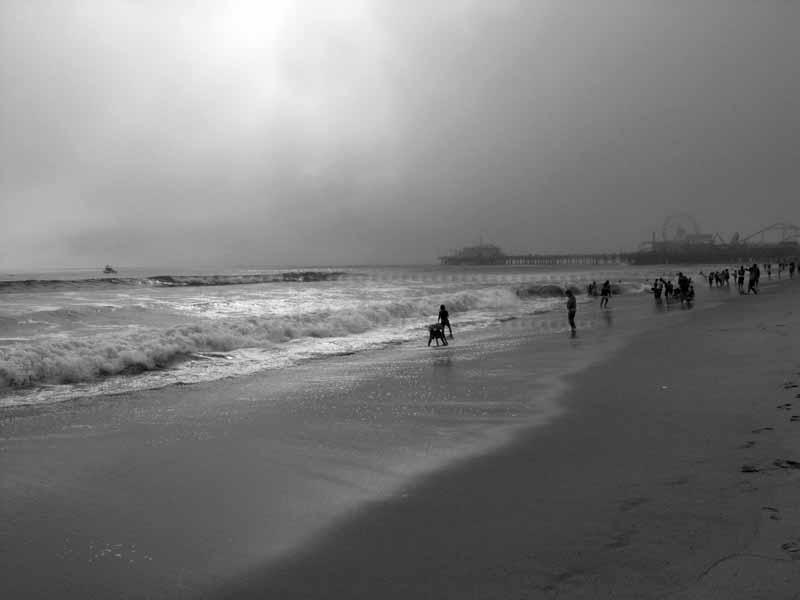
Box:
[103,265,117,274]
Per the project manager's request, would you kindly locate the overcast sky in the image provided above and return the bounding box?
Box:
[1,0,799,269]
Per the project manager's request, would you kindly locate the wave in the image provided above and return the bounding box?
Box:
[0,288,524,389]
[514,281,651,298]
[0,271,348,293]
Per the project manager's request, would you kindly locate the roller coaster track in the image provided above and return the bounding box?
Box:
[741,222,800,244]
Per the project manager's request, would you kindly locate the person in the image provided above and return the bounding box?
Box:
[677,272,691,305]
[565,289,577,333]
[754,263,761,291]
[747,264,758,294]
[651,279,663,301]
[790,261,796,278]
[737,266,745,293]
[438,304,453,338]
[600,280,611,308]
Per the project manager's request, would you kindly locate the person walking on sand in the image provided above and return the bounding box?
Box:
[438,304,453,339]
[565,290,577,333]
[600,280,611,308]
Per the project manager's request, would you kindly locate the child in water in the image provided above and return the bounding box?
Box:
[438,304,453,339]
[600,280,611,308]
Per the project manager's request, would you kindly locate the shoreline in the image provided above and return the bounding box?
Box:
[211,278,800,599]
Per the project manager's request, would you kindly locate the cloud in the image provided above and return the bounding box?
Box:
[1,0,799,269]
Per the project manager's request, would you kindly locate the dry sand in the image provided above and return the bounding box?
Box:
[213,279,800,599]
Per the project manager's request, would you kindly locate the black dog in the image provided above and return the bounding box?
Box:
[427,323,448,347]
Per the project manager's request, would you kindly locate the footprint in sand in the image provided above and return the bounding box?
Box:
[741,464,761,473]
[740,440,757,449]
[777,403,792,410]
[762,506,781,521]
[781,540,800,556]
[751,426,775,433]
[619,496,650,511]
[791,415,800,422]
[784,383,799,389]
[773,459,800,470]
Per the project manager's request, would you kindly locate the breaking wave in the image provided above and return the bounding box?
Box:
[0,288,523,389]
[514,281,651,298]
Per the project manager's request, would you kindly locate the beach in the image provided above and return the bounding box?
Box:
[2,275,799,598]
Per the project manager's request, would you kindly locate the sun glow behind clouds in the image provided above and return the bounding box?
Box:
[212,0,293,56]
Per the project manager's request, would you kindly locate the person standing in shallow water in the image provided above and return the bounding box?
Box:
[565,290,577,334]
[600,280,611,308]
[438,304,453,339]
[747,264,759,295]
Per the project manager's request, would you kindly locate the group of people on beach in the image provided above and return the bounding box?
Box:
[436,259,796,343]
[586,280,613,308]
[564,259,797,336]
[705,264,762,295]
[565,280,613,334]
[704,261,795,296]
[650,273,695,306]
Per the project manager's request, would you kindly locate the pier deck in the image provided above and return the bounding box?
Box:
[439,253,625,266]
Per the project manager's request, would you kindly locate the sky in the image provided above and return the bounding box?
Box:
[1,0,799,269]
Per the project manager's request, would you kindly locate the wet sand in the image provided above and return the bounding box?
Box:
[212,278,800,599]
[2,278,799,598]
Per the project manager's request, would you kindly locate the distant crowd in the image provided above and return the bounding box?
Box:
[564,259,797,336]
[702,260,795,296]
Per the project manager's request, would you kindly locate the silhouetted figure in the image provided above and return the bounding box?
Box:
[737,266,745,293]
[652,279,662,301]
[790,261,796,278]
[600,280,611,308]
[566,289,577,333]
[747,264,759,294]
[438,304,453,338]
[677,272,691,306]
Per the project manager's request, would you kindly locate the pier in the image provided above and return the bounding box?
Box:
[439,218,799,266]
[438,242,627,266]
[496,253,624,266]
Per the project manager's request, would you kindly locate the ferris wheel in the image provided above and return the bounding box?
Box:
[661,213,701,242]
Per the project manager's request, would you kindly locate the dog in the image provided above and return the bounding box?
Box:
[428,323,448,347]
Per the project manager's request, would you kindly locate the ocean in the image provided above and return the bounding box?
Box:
[0,263,699,408]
